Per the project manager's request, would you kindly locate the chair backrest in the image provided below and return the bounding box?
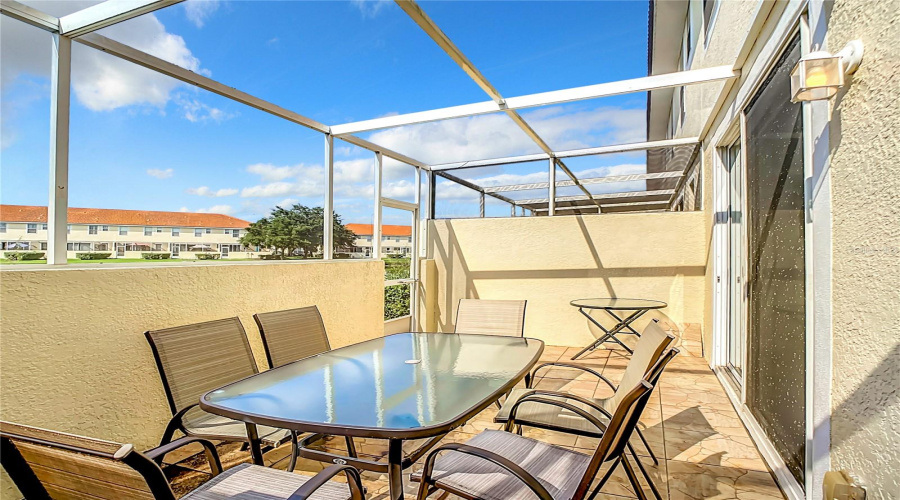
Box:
[608,320,674,409]
[0,421,175,500]
[254,305,331,369]
[454,299,527,337]
[574,379,656,499]
[145,317,258,416]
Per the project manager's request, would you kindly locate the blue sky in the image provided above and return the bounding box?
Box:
[0,0,648,225]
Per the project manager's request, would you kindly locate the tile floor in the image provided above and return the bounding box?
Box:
[167,333,785,499]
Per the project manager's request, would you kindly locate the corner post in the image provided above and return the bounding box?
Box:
[373,151,383,259]
[323,134,334,260]
[427,170,436,220]
[48,33,71,265]
[548,157,557,216]
[479,192,485,217]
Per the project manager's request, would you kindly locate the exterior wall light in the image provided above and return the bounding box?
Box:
[790,40,864,102]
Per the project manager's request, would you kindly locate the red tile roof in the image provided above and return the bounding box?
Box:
[345,223,411,237]
[0,205,250,229]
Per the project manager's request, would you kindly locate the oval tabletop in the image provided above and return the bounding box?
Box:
[200,332,543,439]
[570,298,667,310]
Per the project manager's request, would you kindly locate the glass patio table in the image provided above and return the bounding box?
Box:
[200,332,544,500]
[569,298,667,359]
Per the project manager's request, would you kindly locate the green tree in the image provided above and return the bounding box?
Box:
[241,204,356,257]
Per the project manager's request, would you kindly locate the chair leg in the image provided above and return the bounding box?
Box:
[345,436,358,458]
[622,455,649,500]
[287,432,299,472]
[587,457,622,500]
[627,443,663,500]
[635,427,659,465]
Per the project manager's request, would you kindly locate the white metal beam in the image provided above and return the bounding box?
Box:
[47,34,71,265]
[74,33,330,134]
[483,170,684,193]
[373,151,383,259]
[531,200,671,212]
[331,66,737,135]
[59,0,183,37]
[323,135,334,260]
[429,137,700,171]
[548,159,556,216]
[382,198,418,212]
[516,189,675,205]
[0,0,59,31]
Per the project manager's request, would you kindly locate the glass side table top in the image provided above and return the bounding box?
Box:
[201,332,544,438]
[570,298,668,310]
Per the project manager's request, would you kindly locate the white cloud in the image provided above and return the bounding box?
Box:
[186,186,238,197]
[246,163,318,182]
[178,97,237,123]
[194,204,233,215]
[183,0,220,28]
[366,105,646,165]
[350,0,390,18]
[147,168,174,179]
[2,2,212,115]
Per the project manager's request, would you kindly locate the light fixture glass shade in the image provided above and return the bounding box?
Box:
[790,52,844,102]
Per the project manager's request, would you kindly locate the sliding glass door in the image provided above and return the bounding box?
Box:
[724,141,746,381]
[744,36,806,486]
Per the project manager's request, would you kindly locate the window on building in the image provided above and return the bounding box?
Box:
[89,225,98,235]
[172,228,180,237]
[101,225,109,232]
[40,242,47,250]
[156,228,162,233]
[205,228,211,234]
[194,228,203,237]
[144,227,153,236]
[703,0,718,44]
[0,223,6,233]
[231,229,240,238]
[26,223,37,234]
[67,225,71,234]
[119,226,128,236]
[41,223,48,230]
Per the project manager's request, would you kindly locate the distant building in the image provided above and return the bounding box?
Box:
[0,205,256,259]
[344,223,412,258]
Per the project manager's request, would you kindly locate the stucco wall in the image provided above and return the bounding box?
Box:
[827,0,900,496]
[424,213,708,347]
[0,259,384,494]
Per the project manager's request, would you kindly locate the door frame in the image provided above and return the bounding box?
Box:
[708,1,833,498]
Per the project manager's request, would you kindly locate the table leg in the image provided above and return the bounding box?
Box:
[245,423,265,465]
[387,439,404,500]
[571,308,614,360]
[607,310,644,336]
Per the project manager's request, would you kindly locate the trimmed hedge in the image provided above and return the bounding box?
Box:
[4,251,46,261]
[195,252,220,260]
[76,252,112,260]
[260,254,283,260]
[141,252,172,260]
[334,253,351,259]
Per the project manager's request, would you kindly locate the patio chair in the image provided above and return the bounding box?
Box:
[411,377,658,500]
[145,317,300,471]
[254,305,358,457]
[0,420,366,500]
[495,319,674,464]
[454,299,527,337]
[254,305,331,369]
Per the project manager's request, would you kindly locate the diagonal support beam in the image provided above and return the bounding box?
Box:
[59,0,184,37]
[395,0,600,211]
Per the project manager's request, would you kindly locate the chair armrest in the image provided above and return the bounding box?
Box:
[508,395,608,434]
[144,435,223,476]
[419,443,554,500]
[287,464,365,500]
[513,389,613,421]
[529,362,617,391]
